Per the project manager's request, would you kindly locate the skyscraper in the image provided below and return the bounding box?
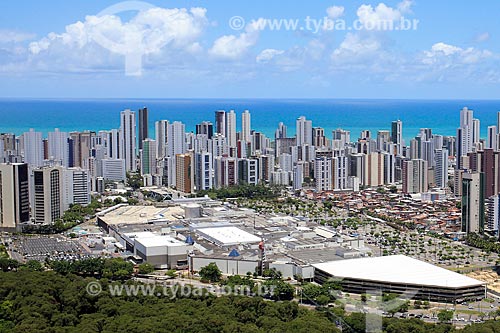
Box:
[23,129,43,167]
[332,129,350,149]
[457,107,474,169]
[472,118,480,145]
[167,121,186,157]
[242,110,251,143]
[62,167,90,210]
[313,127,327,147]
[176,153,193,193]
[435,148,449,188]
[215,110,226,136]
[364,152,385,187]
[195,152,213,191]
[332,156,349,190]
[226,110,237,148]
[70,131,95,169]
[155,120,169,159]
[120,109,137,172]
[377,130,390,152]
[238,158,258,185]
[402,159,428,194]
[0,163,29,231]
[314,156,332,192]
[275,122,287,140]
[487,126,497,150]
[48,128,69,167]
[214,156,238,188]
[293,162,304,190]
[33,166,63,224]
[138,107,149,150]
[296,116,313,146]
[195,121,213,139]
[461,172,485,234]
[141,138,157,175]
[391,120,403,155]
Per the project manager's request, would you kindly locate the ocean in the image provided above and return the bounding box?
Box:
[0,98,499,143]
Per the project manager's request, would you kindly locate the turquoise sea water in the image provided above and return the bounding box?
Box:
[0,98,499,143]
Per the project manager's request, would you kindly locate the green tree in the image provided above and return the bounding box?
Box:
[199,262,222,283]
[24,260,43,272]
[262,268,282,280]
[437,309,454,323]
[138,263,154,274]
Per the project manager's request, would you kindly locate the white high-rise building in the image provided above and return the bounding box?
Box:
[402,159,428,194]
[119,109,137,172]
[296,116,312,146]
[23,129,43,167]
[242,110,251,143]
[435,148,449,188]
[210,134,228,158]
[33,166,64,224]
[293,162,304,190]
[167,121,186,157]
[332,156,348,190]
[456,107,474,168]
[275,122,287,139]
[238,158,258,185]
[226,110,237,148]
[155,120,169,159]
[422,140,435,167]
[0,163,29,230]
[98,129,120,159]
[62,167,90,211]
[486,195,500,235]
[460,107,473,129]
[314,157,332,192]
[102,159,126,181]
[279,153,293,173]
[195,152,213,191]
[48,128,69,167]
[364,152,385,187]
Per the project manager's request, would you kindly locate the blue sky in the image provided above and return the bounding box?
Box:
[0,0,499,99]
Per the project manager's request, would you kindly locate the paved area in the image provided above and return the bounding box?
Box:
[6,235,91,262]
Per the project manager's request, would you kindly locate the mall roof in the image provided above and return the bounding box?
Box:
[196,226,261,246]
[312,255,485,289]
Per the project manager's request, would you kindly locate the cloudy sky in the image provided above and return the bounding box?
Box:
[0,0,499,98]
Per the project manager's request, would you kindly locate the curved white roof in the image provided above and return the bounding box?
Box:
[313,255,485,289]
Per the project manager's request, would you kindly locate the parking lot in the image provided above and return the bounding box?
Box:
[6,235,91,262]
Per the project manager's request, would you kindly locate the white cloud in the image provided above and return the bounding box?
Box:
[357,4,400,29]
[0,30,35,43]
[427,42,462,56]
[326,6,344,19]
[422,42,492,65]
[256,49,284,63]
[332,33,381,58]
[30,7,207,54]
[331,0,414,62]
[27,7,208,72]
[209,18,263,59]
